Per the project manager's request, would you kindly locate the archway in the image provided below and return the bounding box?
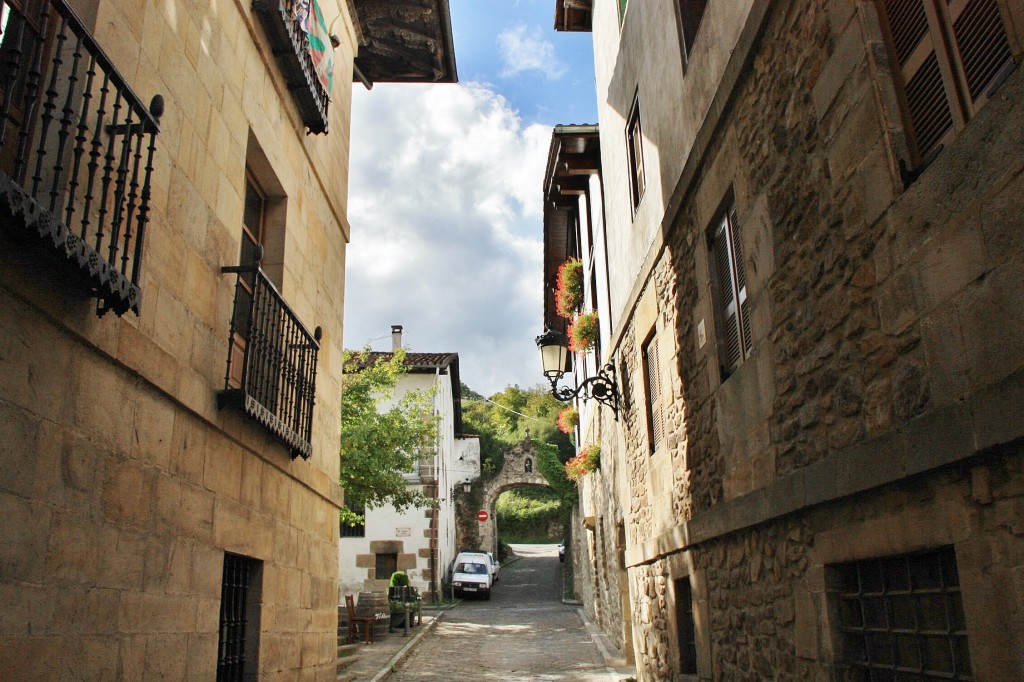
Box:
[478,437,552,555]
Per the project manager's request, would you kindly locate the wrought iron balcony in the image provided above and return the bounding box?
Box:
[252,0,330,134]
[0,0,162,316]
[219,259,321,459]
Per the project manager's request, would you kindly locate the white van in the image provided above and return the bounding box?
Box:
[456,550,499,582]
[451,556,492,599]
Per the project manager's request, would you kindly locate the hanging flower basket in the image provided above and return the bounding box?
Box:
[568,311,599,354]
[555,258,584,319]
[557,406,579,434]
[565,442,601,483]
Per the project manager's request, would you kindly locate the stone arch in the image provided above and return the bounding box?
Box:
[478,437,552,555]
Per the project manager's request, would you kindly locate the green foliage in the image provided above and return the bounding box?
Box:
[535,440,576,502]
[389,571,410,587]
[461,385,574,476]
[339,348,439,525]
[495,487,566,541]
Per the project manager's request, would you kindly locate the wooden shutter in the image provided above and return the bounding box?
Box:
[712,205,751,376]
[949,0,1014,106]
[881,0,956,160]
[644,334,663,452]
[880,0,1015,163]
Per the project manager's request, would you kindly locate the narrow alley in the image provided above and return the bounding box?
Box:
[381,545,633,681]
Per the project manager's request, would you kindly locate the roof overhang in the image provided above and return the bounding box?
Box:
[554,0,593,32]
[351,0,458,85]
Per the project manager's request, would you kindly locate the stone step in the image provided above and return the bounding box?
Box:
[337,642,361,658]
[336,674,356,682]
[335,654,362,673]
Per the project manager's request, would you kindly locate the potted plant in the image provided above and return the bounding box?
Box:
[564,441,600,483]
[568,311,599,353]
[555,258,584,319]
[557,406,579,434]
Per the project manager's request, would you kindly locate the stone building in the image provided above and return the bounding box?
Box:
[0,0,453,679]
[338,326,480,603]
[547,0,1024,679]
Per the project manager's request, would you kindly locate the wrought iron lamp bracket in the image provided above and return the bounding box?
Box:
[548,363,620,421]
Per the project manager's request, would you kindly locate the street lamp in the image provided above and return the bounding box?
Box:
[535,329,620,420]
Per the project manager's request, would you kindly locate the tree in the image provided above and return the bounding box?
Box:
[339,348,438,527]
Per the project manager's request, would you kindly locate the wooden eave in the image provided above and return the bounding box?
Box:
[554,0,593,32]
[352,0,458,85]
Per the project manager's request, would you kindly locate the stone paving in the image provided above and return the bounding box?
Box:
[375,544,635,681]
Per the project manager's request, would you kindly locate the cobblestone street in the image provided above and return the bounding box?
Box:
[384,545,633,681]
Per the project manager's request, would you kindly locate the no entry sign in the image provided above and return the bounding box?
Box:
[477,510,489,522]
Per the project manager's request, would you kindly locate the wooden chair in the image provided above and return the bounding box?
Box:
[344,594,377,644]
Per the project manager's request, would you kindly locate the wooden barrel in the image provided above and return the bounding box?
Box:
[357,590,390,639]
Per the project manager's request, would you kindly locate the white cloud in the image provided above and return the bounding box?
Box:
[345,82,553,394]
[497,25,568,81]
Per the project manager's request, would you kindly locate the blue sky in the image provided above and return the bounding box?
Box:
[344,0,596,396]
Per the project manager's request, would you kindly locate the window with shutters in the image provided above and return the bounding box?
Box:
[674,577,699,675]
[678,0,708,59]
[875,0,1017,172]
[642,331,664,454]
[626,94,645,213]
[708,202,752,379]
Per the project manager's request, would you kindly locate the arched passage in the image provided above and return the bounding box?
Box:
[478,437,552,555]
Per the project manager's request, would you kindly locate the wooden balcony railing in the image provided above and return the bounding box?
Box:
[0,0,162,316]
[219,259,321,459]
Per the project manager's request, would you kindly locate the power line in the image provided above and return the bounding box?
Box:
[462,395,552,423]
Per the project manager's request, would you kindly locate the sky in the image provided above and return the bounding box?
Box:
[343,0,597,397]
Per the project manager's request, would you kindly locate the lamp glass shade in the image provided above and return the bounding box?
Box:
[536,331,569,378]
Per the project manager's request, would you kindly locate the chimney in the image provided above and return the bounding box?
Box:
[391,325,403,352]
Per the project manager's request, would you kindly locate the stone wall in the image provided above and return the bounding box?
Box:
[586,0,1024,679]
[0,0,354,678]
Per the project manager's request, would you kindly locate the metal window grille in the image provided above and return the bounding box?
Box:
[217,553,258,681]
[831,546,973,680]
[375,553,397,580]
[674,577,698,675]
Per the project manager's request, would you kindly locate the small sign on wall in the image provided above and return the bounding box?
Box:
[395,527,411,537]
[697,319,707,348]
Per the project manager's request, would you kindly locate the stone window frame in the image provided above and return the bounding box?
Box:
[664,551,709,680]
[863,0,1019,183]
[625,92,646,214]
[706,196,752,380]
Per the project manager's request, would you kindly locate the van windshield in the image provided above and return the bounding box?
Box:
[456,563,487,574]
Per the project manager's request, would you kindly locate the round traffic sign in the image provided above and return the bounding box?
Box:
[477,510,489,522]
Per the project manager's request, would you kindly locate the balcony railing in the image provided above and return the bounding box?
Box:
[219,260,320,459]
[252,0,330,134]
[0,0,162,316]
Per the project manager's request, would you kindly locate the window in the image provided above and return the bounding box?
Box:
[876,0,1015,168]
[340,501,365,538]
[618,0,628,24]
[375,553,398,580]
[642,331,664,454]
[708,202,751,377]
[830,546,973,680]
[674,578,698,675]
[678,0,708,58]
[217,553,262,681]
[626,95,645,212]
